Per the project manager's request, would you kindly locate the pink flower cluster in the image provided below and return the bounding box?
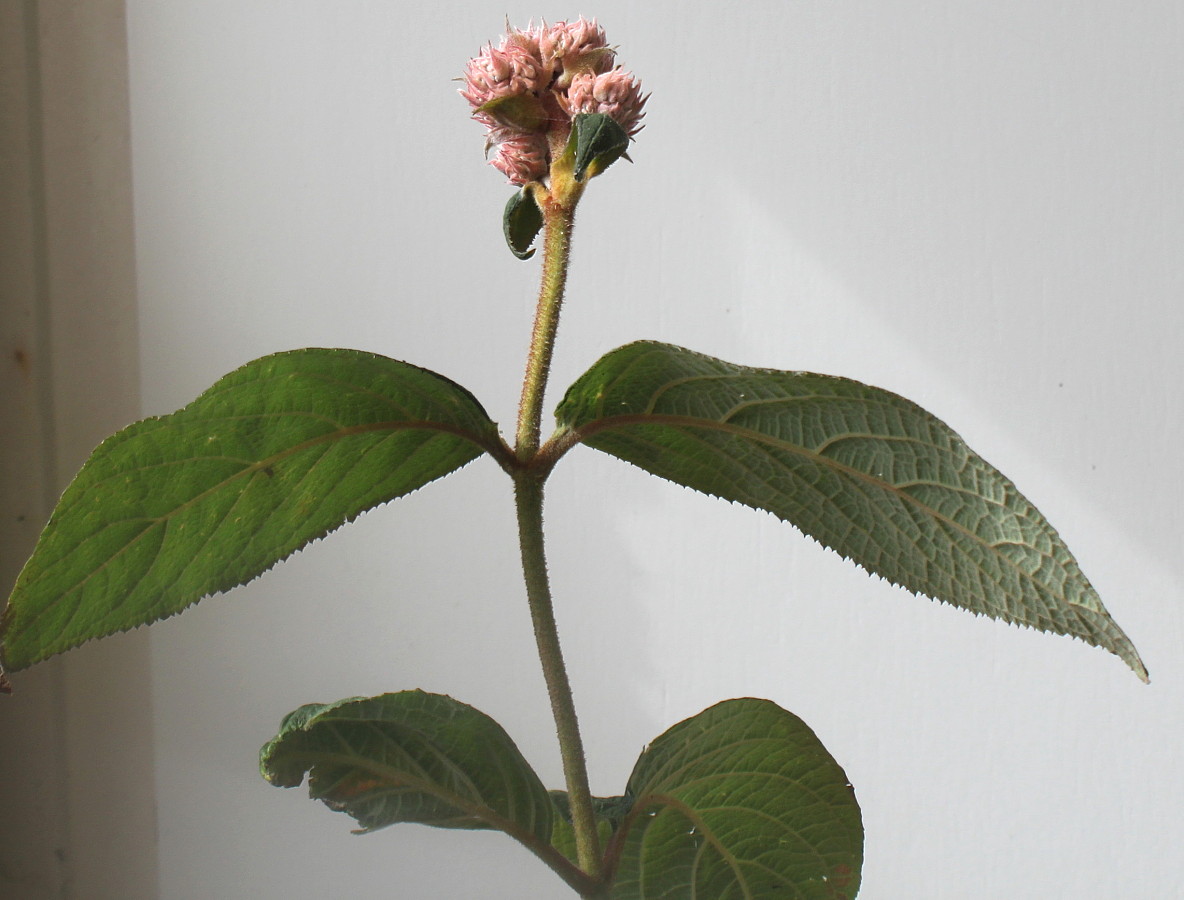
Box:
[461,18,647,185]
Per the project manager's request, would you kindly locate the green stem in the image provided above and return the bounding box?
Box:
[514,474,604,888]
[512,176,604,892]
[516,187,580,461]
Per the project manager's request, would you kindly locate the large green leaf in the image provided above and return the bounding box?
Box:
[260,691,553,838]
[1,349,504,671]
[608,698,862,899]
[260,691,594,893]
[554,341,1146,681]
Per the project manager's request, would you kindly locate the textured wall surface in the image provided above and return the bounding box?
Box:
[123,3,1181,898]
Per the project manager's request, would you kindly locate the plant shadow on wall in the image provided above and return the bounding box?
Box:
[0,18,1146,900]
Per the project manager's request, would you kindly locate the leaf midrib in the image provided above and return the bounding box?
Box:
[629,792,763,900]
[572,412,1081,616]
[15,420,492,654]
[271,745,591,892]
[39,419,490,580]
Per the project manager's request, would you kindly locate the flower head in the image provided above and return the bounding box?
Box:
[460,42,544,111]
[538,18,614,88]
[488,131,550,185]
[567,68,648,138]
[461,18,645,185]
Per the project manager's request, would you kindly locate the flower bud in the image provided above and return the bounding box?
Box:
[489,132,549,186]
[567,69,648,138]
[538,18,615,88]
[460,43,543,110]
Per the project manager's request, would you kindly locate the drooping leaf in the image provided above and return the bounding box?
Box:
[607,698,862,899]
[554,341,1147,681]
[1,349,504,671]
[260,691,554,839]
[504,186,543,259]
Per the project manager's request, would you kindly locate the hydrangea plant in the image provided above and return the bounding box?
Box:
[0,18,1145,899]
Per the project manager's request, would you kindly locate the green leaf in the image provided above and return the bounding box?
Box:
[476,93,547,133]
[571,112,631,181]
[259,691,555,841]
[504,186,543,259]
[608,698,862,899]
[555,341,1147,681]
[1,349,503,671]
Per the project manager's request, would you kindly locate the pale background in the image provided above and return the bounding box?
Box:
[3,2,1181,898]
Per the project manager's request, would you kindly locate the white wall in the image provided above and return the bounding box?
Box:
[1,3,155,898]
[125,3,1183,898]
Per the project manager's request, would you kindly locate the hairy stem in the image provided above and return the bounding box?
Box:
[516,185,581,461]
[514,474,603,886]
[513,179,604,890]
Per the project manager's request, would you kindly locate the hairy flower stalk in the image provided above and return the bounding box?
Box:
[462,20,646,892]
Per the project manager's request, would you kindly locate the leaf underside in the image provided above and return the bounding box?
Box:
[260,691,554,841]
[1,348,500,671]
[504,187,543,259]
[262,693,860,898]
[610,698,862,900]
[555,341,1146,681]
